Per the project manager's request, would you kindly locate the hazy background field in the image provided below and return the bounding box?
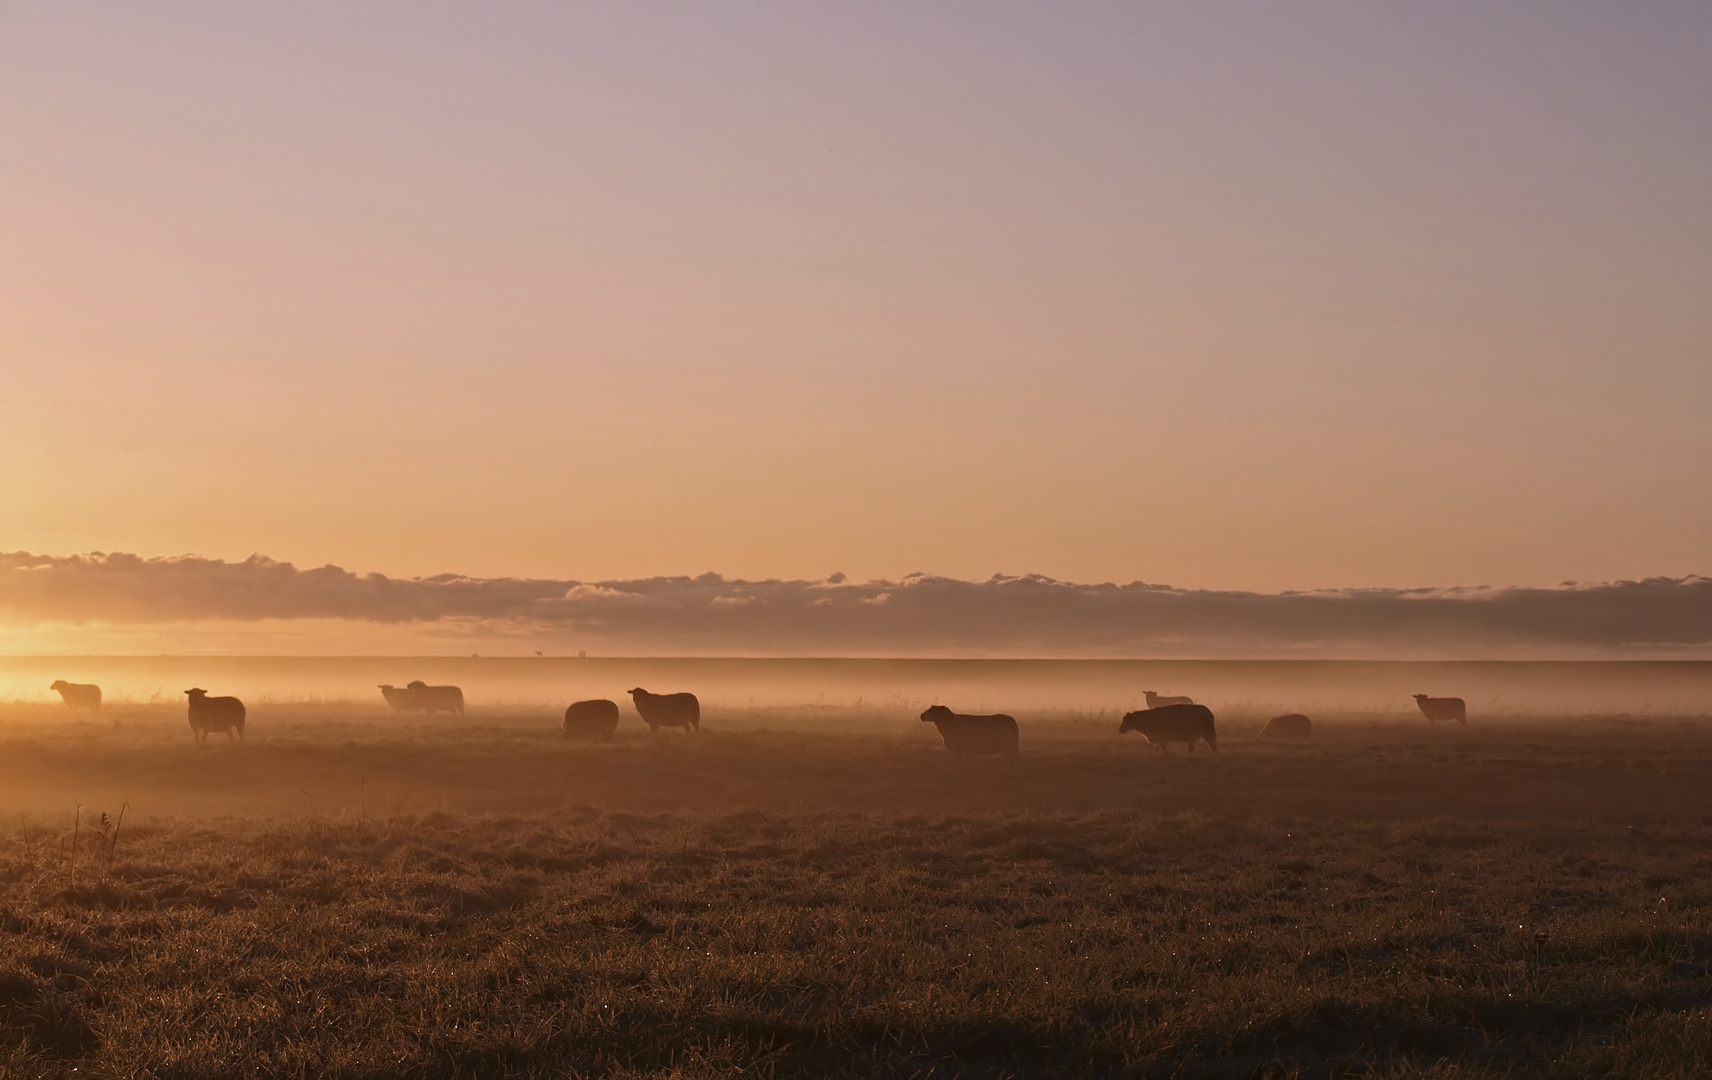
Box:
[7,657,1712,716]
[4,701,1712,824]
[8,656,1710,823]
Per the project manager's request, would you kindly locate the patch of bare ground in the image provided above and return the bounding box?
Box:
[0,708,1709,1076]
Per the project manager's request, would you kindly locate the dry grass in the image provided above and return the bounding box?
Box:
[0,705,1710,1077]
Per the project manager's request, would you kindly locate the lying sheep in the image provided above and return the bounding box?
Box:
[563,699,621,739]
[1260,713,1312,739]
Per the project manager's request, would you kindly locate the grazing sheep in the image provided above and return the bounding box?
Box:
[406,681,464,717]
[378,684,422,712]
[1143,691,1194,709]
[563,699,621,739]
[1121,704,1217,753]
[919,705,1019,760]
[629,688,700,733]
[1260,713,1312,740]
[1413,694,1467,724]
[185,688,245,743]
[49,681,101,711]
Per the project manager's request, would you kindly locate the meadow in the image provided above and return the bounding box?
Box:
[2,702,1712,1077]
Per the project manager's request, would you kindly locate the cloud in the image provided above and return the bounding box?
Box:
[2,551,1711,656]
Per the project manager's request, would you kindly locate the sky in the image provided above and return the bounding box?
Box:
[2,3,1710,653]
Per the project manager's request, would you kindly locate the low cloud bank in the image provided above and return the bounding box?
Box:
[3,551,1711,656]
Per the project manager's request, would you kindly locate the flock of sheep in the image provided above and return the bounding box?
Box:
[44,680,1472,751]
[382,684,700,736]
[915,693,1467,758]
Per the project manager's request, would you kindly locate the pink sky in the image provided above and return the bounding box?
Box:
[3,3,1709,648]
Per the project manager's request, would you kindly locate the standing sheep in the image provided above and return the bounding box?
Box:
[49,681,102,711]
[919,705,1019,760]
[629,688,700,733]
[1143,691,1194,709]
[379,685,423,712]
[1121,704,1218,753]
[185,688,245,743]
[1413,695,1467,724]
[406,681,464,717]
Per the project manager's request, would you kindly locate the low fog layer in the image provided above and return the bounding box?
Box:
[8,656,1712,717]
[4,551,1712,657]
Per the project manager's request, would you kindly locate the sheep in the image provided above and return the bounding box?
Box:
[629,688,700,733]
[185,688,245,743]
[49,681,101,711]
[406,681,464,717]
[563,699,621,739]
[1413,695,1467,724]
[1143,691,1194,709]
[919,705,1019,760]
[378,684,422,712]
[1120,704,1217,753]
[1260,713,1312,740]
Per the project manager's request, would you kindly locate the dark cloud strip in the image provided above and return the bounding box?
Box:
[3,551,1711,655]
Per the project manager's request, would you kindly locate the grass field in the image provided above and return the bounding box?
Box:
[2,704,1712,1077]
